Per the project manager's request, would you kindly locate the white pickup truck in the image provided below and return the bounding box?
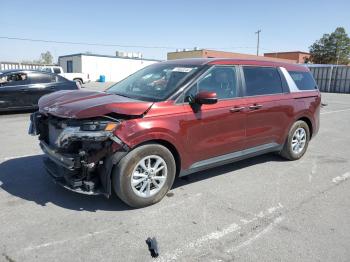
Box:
[41,66,90,86]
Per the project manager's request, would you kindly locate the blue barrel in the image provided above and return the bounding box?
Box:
[99,75,106,82]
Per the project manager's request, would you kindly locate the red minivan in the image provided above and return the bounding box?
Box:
[29,58,320,207]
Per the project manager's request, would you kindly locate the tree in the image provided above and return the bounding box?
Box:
[21,51,54,65]
[309,27,350,65]
[39,51,53,64]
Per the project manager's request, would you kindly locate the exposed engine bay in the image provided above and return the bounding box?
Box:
[29,112,130,197]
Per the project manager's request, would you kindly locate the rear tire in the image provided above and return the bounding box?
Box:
[112,144,176,208]
[74,79,83,87]
[280,120,310,160]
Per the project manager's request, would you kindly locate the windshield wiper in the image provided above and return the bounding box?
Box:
[109,92,132,99]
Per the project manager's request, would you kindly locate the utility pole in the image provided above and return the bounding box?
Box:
[255,29,261,56]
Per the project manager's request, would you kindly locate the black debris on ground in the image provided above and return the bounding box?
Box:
[146,237,159,258]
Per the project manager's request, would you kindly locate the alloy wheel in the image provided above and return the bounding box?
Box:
[131,155,168,198]
[291,127,307,154]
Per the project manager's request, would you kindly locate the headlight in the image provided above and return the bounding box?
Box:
[55,121,119,148]
[80,122,118,132]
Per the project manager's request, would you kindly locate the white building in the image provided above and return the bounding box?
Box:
[58,53,160,82]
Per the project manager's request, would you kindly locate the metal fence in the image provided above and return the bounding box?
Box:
[307,65,350,93]
[0,62,56,71]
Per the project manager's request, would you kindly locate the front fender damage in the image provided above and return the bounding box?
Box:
[33,113,131,197]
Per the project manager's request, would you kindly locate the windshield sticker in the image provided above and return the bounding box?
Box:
[172,67,193,73]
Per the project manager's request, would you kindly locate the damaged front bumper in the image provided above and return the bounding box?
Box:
[30,112,129,197]
[40,141,76,170]
[43,157,103,195]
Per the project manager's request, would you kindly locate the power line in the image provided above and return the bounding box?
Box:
[0,36,177,49]
[0,36,261,51]
[0,35,279,54]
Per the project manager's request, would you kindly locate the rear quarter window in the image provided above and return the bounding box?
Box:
[288,71,317,90]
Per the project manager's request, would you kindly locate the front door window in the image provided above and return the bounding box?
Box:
[0,73,28,86]
[185,66,239,101]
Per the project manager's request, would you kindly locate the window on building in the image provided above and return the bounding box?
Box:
[243,67,283,96]
[67,61,73,73]
[288,71,317,90]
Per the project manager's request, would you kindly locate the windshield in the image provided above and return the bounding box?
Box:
[106,63,199,101]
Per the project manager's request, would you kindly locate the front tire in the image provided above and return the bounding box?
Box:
[280,120,310,160]
[112,144,176,208]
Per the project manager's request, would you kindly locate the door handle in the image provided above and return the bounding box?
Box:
[249,104,263,110]
[20,88,29,92]
[230,106,245,113]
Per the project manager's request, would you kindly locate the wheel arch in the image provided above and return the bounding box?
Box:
[132,139,182,177]
[297,116,313,138]
[73,78,83,82]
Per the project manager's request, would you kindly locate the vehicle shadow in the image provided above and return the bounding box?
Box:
[0,155,131,212]
[0,153,286,212]
[173,153,286,188]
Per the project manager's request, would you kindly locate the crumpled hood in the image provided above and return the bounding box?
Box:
[38,90,153,118]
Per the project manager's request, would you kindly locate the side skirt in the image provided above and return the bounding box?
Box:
[179,142,283,177]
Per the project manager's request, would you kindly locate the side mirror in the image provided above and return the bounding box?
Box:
[194,91,218,105]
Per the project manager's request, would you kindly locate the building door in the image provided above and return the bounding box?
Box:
[66,60,73,73]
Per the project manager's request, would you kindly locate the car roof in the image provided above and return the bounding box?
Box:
[0,69,54,74]
[162,58,309,72]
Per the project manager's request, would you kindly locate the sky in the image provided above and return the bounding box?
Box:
[0,0,349,62]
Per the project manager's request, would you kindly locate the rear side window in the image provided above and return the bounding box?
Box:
[29,73,56,84]
[288,71,317,90]
[243,67,282,96]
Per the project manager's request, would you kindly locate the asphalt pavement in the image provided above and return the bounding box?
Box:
[0,92,350,262]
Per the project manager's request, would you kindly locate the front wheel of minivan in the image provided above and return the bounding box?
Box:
[280,120,310,161]
[112,144,176,208]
